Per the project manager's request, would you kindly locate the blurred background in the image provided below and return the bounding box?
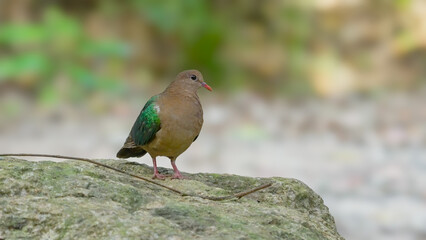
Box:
[1,0,426,239]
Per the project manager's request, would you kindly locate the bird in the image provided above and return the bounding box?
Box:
[116,70,212,179]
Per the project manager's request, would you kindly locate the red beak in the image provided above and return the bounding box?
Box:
[201,82,212,91]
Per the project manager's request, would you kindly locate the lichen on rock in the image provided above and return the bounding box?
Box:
[0,158,344,239]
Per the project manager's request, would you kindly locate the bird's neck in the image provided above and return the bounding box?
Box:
[163,81,199,99]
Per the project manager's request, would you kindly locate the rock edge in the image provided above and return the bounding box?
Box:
[0,158,344,240]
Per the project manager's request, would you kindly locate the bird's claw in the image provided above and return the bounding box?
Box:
[171,173,185,179]
[152,173,167,180]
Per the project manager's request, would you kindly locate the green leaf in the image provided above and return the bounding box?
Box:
[0,53,50,79]
[0,24,45,46]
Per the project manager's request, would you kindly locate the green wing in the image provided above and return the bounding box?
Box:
[130,95,161,146]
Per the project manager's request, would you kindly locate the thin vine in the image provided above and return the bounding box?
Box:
[0,153,272,201]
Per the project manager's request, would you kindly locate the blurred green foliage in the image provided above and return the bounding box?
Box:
[0,0,425,108]
[133,0,226,84]
[0,7,128,105]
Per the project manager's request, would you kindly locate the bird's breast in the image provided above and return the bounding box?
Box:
[160,99,203,140]
[144,95,203,157]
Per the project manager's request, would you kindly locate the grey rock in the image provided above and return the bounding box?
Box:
[0,158,344,240]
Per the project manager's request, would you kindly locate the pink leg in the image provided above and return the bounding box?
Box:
[152,156,166,180]
[171,159,184,179]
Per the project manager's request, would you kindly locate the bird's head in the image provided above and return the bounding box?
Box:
[174,70,212,92]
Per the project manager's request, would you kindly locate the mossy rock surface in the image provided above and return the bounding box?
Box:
[0,158,344,240]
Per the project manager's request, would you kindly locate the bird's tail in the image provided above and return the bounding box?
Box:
[116,148,147,159]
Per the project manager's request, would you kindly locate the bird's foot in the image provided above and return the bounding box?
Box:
[152,173,167,180]
[171,172,186,179]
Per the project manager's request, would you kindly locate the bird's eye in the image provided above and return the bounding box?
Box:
[190,75,197,80]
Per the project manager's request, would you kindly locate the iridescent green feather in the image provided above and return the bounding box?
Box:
[130,95,161,146]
